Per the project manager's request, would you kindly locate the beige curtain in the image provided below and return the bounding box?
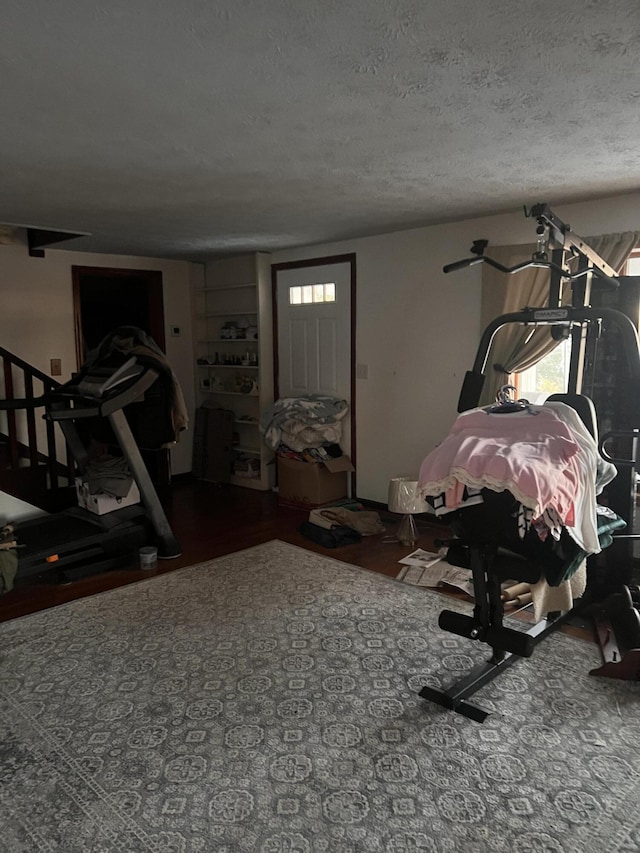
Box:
[479,231,640,405]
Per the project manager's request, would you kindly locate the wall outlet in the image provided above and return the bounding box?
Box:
[50,358,62,376]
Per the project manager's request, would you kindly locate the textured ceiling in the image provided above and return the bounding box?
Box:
[1,0,639,259]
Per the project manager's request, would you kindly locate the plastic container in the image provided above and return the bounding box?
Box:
[139,546,158,571]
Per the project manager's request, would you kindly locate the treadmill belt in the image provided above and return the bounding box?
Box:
[19,515,108,551]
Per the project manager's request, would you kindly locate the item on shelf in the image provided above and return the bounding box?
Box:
[199,252,272,492]
[221,322,242,339]
[233,455,261,479]
[236,375,258,395]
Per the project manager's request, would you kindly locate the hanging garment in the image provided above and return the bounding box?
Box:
[543,401,617,555]
[418,405,581,522]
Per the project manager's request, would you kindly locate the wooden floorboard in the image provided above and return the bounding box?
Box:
[1,480,451,621]
[0,479,595,648]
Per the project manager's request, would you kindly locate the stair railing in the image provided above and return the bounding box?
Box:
[0,345,74,491]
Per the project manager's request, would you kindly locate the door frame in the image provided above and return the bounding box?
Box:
[271,253,357,495]
[72,266,166,369]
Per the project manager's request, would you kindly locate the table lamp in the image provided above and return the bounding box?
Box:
[387,477,429,546]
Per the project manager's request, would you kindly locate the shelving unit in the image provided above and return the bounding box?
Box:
[193,253,274,490]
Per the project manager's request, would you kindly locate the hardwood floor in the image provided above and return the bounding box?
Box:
[0,479,595,648]
[0,479,452,623]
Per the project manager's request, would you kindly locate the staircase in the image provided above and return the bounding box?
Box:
[0,346,75,512]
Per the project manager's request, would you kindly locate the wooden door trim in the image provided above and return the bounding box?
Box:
[71,266,165,368]
[271,253,357,496]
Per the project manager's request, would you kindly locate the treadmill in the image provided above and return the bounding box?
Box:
[14,335,182,582]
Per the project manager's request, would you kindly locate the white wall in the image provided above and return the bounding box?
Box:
[0,241,200,475]
[273,191,640,503]
[3,191,637,499]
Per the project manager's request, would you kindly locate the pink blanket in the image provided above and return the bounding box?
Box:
[418,406,581,521]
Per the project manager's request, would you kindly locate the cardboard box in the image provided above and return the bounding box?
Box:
[277,455,354,508]
[75,478,141,516]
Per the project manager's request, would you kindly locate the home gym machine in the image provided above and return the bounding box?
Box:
[418,204,640,720]
[8,328,182,583]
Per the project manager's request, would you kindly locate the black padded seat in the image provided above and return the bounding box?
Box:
[546,392,598,440]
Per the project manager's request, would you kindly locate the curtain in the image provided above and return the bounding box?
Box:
[479,231,640,405]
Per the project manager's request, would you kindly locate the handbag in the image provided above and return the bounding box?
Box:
[299,520,362,548]
[309,507,385,535]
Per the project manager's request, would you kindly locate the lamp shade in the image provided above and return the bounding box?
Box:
[387,477,428,514]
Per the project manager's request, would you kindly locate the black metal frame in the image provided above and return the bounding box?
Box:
[46,357,181,560]
[419,204,640,720]
[420,542,575,722]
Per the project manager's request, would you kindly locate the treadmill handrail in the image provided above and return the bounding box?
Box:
[75,357,143,399]
[46,362,159,420]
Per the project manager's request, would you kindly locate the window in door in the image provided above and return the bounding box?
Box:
[288,283,336,305]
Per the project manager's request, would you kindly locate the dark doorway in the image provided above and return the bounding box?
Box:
[71,266,170,494]
[72,266,166,368]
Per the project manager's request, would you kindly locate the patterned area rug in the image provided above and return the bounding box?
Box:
[2,540,640,853]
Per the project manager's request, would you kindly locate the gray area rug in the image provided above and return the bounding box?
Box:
[1,540,640,853]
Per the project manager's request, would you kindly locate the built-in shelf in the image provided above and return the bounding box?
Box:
[197,252,274,492]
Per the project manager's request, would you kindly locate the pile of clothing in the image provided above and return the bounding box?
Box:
[82,455,134,498]
[417,400,625,618]
[260,395,348,453]
[276,442,344,464]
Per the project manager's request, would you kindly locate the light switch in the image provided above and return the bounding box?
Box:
[50,358,62,376]
[356,363,368,380]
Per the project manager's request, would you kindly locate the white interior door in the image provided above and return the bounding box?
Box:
[275,261,352,457]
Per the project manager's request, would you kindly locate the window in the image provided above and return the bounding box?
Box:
[289,283,335,305]
[514,337,571,404]
[513,246,640,401]
[626,251,640,276]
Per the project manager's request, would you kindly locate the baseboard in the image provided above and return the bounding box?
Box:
[355,495,444,526]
